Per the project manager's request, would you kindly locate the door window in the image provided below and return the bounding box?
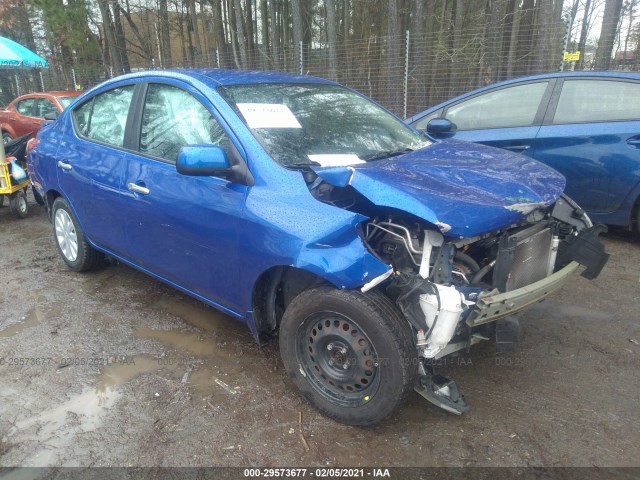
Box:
[140,83,228,163]
[72,85,135,147]
[15,98,36,116]
[553,80,640,124]
[445,82,549,130]
[36,99,58,118]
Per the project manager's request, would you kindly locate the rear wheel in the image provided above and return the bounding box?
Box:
[279,286,416,426]
[9,190,28,219]
[52,197,102,271]
[2,131,12,144]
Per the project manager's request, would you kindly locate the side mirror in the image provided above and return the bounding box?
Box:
[426,118,453,135]
[44,112,58,121]
[176,145,231,177]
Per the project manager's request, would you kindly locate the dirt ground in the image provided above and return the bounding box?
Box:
[1,193,639,468]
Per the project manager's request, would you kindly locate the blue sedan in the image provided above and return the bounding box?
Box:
[406,71,640,233]
[28,69,607,425]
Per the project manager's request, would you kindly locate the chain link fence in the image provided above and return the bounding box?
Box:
[3,17,639,118]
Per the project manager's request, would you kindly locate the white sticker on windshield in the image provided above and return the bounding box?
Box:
[308,154,365,167]
[237,103,302,129]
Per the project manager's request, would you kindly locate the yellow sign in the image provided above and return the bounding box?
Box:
[563,51,580,62]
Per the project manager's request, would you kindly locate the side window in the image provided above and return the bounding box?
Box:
[36,99,58,118]
[553,80,640,124]
[72,86,135,148]
[412,108,443,131]
[15,98,36,116]
[445,82,549,130]
[140,83,228,163]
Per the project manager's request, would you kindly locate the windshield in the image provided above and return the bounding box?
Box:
[57,96,76,109]
[220,83,426,167]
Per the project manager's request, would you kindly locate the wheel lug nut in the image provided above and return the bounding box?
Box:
[328,359,334,366]
[340,347,347,355]
[327,344,333,351]
[342,363,349,370]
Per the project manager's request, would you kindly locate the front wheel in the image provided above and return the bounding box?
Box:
[2,131,12,144]
[279,287,417,426]
[52,197,103,272]
[9,190,28,219]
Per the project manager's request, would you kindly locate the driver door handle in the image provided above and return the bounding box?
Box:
[57,161,72,171]
[128,182,150,195]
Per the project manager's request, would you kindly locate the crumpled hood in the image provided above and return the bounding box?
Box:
[312,140,566,238]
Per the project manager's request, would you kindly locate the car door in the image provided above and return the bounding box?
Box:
[122,81,247,311]
[534,78,640,216]
[427,80,554,156]
[55,84,135,253]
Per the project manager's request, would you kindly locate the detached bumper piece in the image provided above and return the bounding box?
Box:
[556,225,610,280]
[415,372,469,415]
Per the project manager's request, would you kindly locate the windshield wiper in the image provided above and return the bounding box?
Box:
[361,149,412,162]
[284,161,321,170]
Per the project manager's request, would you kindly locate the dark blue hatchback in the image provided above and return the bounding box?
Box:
[406,71,640,233]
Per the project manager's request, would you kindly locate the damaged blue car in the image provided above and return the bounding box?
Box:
[27,69,608,425]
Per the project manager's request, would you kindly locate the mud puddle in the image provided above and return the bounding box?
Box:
[0,308,44,338]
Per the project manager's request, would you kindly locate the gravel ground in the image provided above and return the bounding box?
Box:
[0,194,639,468]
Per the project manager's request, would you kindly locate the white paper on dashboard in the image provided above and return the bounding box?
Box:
[308,154,366,167]
[237,103,302,129]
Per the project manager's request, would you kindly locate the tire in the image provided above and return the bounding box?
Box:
[52,197,102,272]
[0,195,4,207]
[2,131,12,145]
[279,286,417,426]
[9,190,28,219]
[32,186,45,206]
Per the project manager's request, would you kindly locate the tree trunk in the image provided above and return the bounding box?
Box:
[516,0,536,75]
[97,0,123,74]
[260,0,269,68]
[211,0,227,67]
[594,0,623,69]
[245,0,255,68]
[112,2,131,72]
[188,0,202,63]
[411,0,426,111]
[291,0,304,72]
[326,0,338,79]
[576,0,593,69]
[533,0,554,72]
[387,0,402,114]
[233,0,249,68]
[159,0,172,67]
[268,0,280,69]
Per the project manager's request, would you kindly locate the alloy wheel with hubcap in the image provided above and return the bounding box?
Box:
[51,197,103,272]
[55,208,79,262]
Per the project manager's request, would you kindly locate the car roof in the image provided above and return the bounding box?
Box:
[407,70,640,123]
[103,68,338,88]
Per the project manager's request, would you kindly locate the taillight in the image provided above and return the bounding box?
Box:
[26,138,39,155]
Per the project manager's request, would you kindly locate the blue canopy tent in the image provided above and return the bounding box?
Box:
[0,36,48,161]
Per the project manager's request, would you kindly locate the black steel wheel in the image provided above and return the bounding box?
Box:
[9,190,28,219]
[279,286,416,426]
[2,131,12,145]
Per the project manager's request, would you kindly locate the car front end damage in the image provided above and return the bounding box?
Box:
[353,194,608,415]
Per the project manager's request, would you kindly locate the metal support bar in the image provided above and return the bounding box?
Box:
[403,30,410,119]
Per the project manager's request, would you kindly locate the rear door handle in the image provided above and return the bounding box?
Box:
[626,137,640,147]
[128,182,150,195]
[57,161,72,171]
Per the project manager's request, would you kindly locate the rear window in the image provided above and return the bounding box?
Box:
[553,79,640,124]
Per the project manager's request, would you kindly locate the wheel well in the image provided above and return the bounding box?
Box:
[252,266,328,342]
[44,189,62,219]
